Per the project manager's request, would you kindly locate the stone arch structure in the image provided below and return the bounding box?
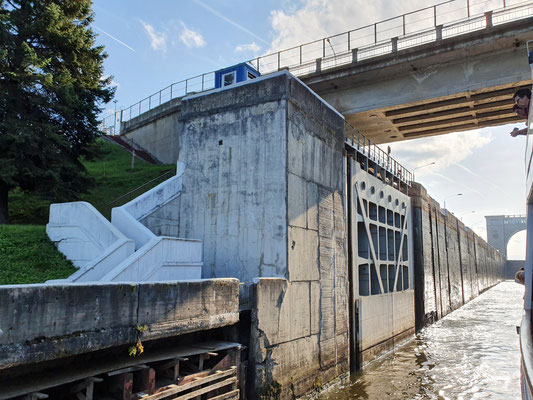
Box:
[485,215,526,260]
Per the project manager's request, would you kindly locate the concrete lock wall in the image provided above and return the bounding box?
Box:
[175,72,291,282]
[410,183,503,330]
[146,71,348,397]
[249,74,348,399]
[0,279,239,371]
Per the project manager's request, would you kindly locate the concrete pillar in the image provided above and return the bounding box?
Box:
[391,37,398,53]
[351,48,358,64]
[435,25,443,42]
[485,11,493,28]
[316,58,322,72]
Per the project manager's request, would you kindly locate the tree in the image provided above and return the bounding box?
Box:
[0,0,114,224]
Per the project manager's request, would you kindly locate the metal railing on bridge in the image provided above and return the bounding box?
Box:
[100,0,533,136]
[345,122,413,187]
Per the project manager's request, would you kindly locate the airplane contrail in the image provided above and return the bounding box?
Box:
[93,25,136,52]
[193,0,269,46]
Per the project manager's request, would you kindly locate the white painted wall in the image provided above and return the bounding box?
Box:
[112,162,185,250]
[102,236,202,281]
[46,202,135,281]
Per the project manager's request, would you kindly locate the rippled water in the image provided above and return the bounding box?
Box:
[320,281,524,400]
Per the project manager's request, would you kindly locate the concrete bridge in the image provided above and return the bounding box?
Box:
[302,15,533,143]
[101,1,533,145]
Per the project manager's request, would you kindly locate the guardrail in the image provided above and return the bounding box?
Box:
[345,122,413,186]
[100,0,533,135]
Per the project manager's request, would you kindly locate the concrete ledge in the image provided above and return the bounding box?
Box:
[0,279,239,371]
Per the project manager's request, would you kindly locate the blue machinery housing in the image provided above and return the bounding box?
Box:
[214,63,260,89]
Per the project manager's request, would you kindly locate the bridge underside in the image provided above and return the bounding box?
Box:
[302,17,533,144]
[348,82,531,142]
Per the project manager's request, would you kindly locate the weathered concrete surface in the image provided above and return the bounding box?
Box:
[238,71,348,399]
[302,17,533,142]
[410,183,503,330]
[121,98,183,164]
[176,72,291,282]
[0,279,239,371]
[486,214,526,260]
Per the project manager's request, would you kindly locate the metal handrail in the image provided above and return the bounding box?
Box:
[100,0,533,135]
[107,168,175,206]
[344,122,413,186]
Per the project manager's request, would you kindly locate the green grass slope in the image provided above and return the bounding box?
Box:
[2,139,174,284]
[0,225,77,285]
[9,139,173,224]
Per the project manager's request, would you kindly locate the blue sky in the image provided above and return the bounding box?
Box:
[90,0,528,258]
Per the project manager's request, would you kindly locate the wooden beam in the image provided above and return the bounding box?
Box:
[143,368,237,400]
[208,389,240,400]
[402,115,522,137]
[108,364,148,377]
[398,115,475,131]
[25,393,48,400]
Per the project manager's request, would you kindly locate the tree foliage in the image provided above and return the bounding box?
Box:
[0,0,114,223]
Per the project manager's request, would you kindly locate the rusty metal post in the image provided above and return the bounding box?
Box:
[436,24,443,41]
[485,11,493,28]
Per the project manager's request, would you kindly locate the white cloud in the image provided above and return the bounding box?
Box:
[179,22,206,49]
[235,42,261,54]
[386,130,493,176]
[266,0,487,55]
[140,20,167,54]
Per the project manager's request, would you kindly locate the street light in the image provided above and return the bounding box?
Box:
[413,161,436,181]
[443,193,462,210]
[113,100,118,135]
[460,210,476,221]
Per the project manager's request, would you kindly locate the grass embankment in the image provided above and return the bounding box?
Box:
[3,139,174,284]
[9,139,173,223]
[0,225,77,285]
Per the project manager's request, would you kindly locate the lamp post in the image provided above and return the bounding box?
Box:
[443,193,462,210]
[413,161,435,181]
[460,210,476,221]
[113,100,118,135]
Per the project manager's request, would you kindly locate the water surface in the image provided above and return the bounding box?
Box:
[320,281,524,400]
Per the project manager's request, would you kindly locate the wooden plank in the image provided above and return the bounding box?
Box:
[26,394,48,400]
[108,364,148,376]
[69,377,103,394]
[208,389,240,400]
[142,368,236,400]
[2,341,242,399]
[178,371,209,386]
[171,377,237,400]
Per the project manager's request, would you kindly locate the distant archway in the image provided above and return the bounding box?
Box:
[507,230,527,260]
[485,215,526,260]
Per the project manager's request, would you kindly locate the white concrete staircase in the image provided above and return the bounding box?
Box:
[46,163,202,282]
